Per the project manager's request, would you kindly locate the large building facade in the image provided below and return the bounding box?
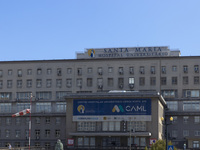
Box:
[0,46,199,149]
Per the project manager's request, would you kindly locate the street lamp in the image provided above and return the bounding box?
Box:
[161,116,173,150]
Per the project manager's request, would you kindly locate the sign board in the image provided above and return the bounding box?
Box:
[77,46,180,59]
[149,138,157,145]
[168,145,174,150]
[67,139,74,146]
[73,99,151,121]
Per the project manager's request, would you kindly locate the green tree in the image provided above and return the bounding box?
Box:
[150,140,177,150]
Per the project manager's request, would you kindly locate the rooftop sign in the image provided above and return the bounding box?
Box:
[77,46,180,59]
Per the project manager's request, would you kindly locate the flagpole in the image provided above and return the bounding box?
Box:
[29,93,32,150]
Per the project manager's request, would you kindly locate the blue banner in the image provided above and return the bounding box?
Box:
[73,99,151,121]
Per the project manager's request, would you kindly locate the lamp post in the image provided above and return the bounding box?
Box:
[161,116,173,150]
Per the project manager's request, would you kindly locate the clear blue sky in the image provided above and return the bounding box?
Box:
[0,0,200,61]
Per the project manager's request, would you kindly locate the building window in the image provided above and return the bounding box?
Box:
[35,117,41,124]
[57,68,62,76]
[27,69,32,75]
[161,77,167,85]
[77,68,82,75]
[102,122,120,131]
[183,65,188,73]
[87,67,92,74]
[67,68,72,74]
[45,143,50,149]
[45,117,50,124]
[183,116,189,124]
[45,130,50,137]
[35,130,40,139]
[97,78,103,89]
[15,130,21,138]
[17,69,22,77]
[0,103,11,113]
[17,80,22,88]
[172,77,177,85]
[150,77,156,86]
[36,92,52,100]
[118,78,124,89]
[183,130,189,137]
[183,101,200,111]
[127,121,146,131]
[56,91,69,100]
[47,68,52,75]
[0,92,12,100]
[194,65,199,73]
[55,117,61,125]
[78,137,96,147]
[8,69,12,76]
[55,130,60,138]
[5,129,10,138]
[172,116,177,124]
[17,92,31,100]
[166,101,178,111]
[139,77,145,86]
[119,67,124,75]
[161,66,166,74]
[46,79,52,88]
[150,66,155,74]
[194,131,200,136]
[194,76,199,84]
[183,90,200,98]
[36,102,51,113]
[107,78,114,87]
[108,67,113,73]
[0,80,3,89]
[66,79,72,88]
[7,80,12,88]
[194,116,200,124]
[36,79,42,88]
[129,67,134,74]
[87,78,93,87]
[0,70,3,77]
[183,76,189,84]
[15,118,21,125]
[6,117,11,125]
[37,68,42,75]
[56,102,66,112]
[26,80,32,88]
[140,66,145,74]
[77,122,96,131]
[161,90,177,98]
[129,77,135,88]
[193,141,200,148]
[172,130,178,137]
[56,79,62,88]
[76,78,82,88]
[16,103,30,112]
[172,66,177,72]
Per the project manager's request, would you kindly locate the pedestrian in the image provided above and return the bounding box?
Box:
[8,143,12,150]
[55,139,63,150]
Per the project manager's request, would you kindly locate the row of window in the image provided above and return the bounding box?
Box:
[0,129,61,139]
[0,76,200,90]
[0,117,63,126]
[167,101,200,111]
[171,129,200,137]
[0,64,199,77]
[0,142,53,149]
[0,102,66,113]
[77,121,146,132]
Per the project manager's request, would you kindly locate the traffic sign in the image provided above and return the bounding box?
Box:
[168,145,174,150]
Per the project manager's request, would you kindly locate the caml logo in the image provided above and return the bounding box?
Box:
[112,105,124,113]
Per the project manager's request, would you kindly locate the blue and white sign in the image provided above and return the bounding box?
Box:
[168,146,174,150]
[73,99,151,121]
